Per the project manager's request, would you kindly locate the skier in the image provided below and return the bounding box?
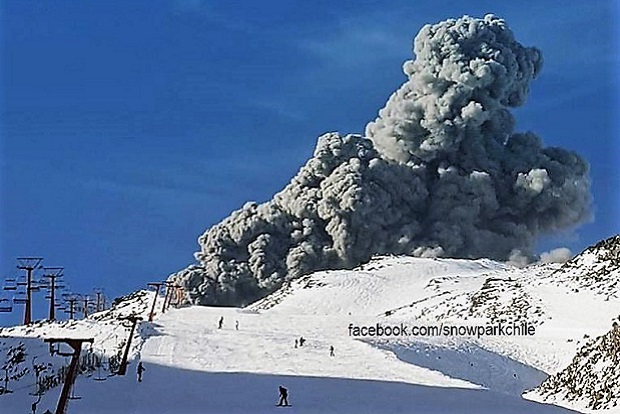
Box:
[235,320,239,330]
[299,337,305,347]
[277,385,290,407]
[32,392,42,414]
[330,345,335,357]
[218,316,224,329]
[294,339,298,348]
[137,361,145,382]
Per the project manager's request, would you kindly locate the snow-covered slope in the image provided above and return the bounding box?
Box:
[2,239,619,413]
[0,291,155,412]
[541,235,620,299]
[248,256,505,315]
[523,235,620,412]
[527,321,620,411]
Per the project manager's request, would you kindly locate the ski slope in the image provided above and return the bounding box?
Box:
[1,256,619,413]
[1,306,576,414]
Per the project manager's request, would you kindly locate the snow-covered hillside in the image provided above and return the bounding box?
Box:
[0,291,155,412]
[528,321,620,411]
[525,235,620,412]
[1,237,619,413]
[541,235,620,299]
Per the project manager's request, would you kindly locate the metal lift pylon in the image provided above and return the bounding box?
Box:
[44,337,94,414]
[116,315,142,376]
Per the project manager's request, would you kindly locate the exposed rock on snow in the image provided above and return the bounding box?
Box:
[530,320,620,410]
[542,235,620,299]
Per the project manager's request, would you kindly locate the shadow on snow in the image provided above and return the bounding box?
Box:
[2,361,580,414]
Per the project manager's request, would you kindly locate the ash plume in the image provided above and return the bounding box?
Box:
[171,14,591,306]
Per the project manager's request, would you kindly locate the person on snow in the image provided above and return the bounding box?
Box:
[218,316,224,329]
[299,337,305,347]
[294,339,298,348]
[330,345,335,357]
[235,320,239,330]
[137,361,146,382]
[277,385,290,406]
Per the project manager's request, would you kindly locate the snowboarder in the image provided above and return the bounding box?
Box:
[277,385,290,407]
[330,345,335,357]
[235,320,239,330]
[218,316,224,329]
[137,362,145,382]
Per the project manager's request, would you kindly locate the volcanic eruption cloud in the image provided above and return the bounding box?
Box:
[171,15,591,306]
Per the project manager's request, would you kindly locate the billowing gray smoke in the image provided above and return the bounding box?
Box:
[171,14,591,306]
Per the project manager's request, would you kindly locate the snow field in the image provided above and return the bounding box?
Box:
[3,255,619,413]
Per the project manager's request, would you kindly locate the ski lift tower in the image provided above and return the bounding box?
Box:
[117,315,142,376]
[42,267,64,321]
[62,293,80,320]
[78,295,93,319]
[162,281,176,314]
[44,337,94,414]
[93,288,106,312]
[17,257,43,325]
[147,282,164,322]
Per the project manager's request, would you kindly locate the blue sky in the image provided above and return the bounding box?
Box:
[1,1,619,324]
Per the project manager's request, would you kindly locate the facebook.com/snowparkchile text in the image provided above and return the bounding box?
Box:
[347,322,535,339]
